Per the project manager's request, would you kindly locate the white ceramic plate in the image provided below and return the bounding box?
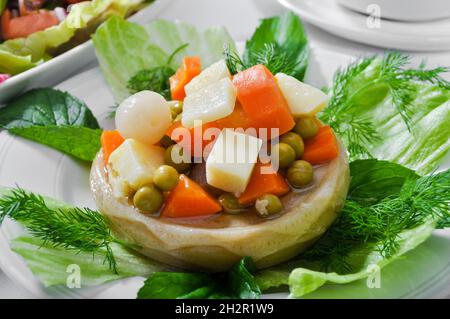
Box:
[0,46,450,299]
[279,0,450,51]
[0,0,173,105]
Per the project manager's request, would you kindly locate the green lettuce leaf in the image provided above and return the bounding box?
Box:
[243,11,308,81]
[93,16,236,102]
[143,20,236,69]
[0,0,148,75]
[11,236,165,287]
[368,84,450,174]
[355,83,450,174]
[137,257,261,299]
[92,17,168,102]
[323,57,450,175]
[256,220,435,297]
[0,186,169,288]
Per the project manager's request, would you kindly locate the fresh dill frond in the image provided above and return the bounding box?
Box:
[322,55,375,119]
[304,169,450,273]
[321,52,450,159]
[224,43,299,76]
[339,116,381,159]
[126,43,189,101]
[0,188,127,273]
[127,66,174,99]
[166,43,189,67]
[402,65,450,90]
[437,216,450,229]
[224,45,246,74]
[378,52,415,128]
[248,43,300,76]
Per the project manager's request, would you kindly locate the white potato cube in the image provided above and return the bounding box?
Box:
[182,78,236,128]
[107,169,134,198]
[184,60,231,95]
[206,129,262,193]
[108,139,165,195]
[275,73,329,117]
[115,90,172,145]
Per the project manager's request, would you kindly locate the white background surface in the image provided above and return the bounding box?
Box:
[0,0,449,299]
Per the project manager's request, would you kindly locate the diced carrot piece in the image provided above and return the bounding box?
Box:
[166,120,221,157]
[301,126,339,165]
[162,175,222,218]
[166,121,187,144]
[232,65,295,139]
[169,56,201,101]
[238,162,290,205]
[1,9,59,40]
[101,130,125,164]
[216,102,254,130]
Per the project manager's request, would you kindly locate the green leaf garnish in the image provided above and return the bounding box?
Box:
[9,125,102,161]
[0,188,125,272]
[225,12,308,80]
[347,159,419,204]
[11,236,164,287]
[321,53,450,173]
[304,164,450,273]
[127,66,174,99]
[93,17,236,103]
[256,160,450,296]
[0,88,101,161]
[0,88,99,129]
[0,188,127,273]
[241,11,308,80]
[126,43,188,100]
[137,257,261,299]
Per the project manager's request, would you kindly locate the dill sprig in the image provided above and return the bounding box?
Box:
[0,188,129,273]
[304,169,450,273]
[321,52,450,159]
[126,43,189,101]
[224,43,299,76]
[224,45,246,74]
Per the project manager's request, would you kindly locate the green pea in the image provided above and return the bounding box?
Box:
[294,117,319,139]
[133,185,164,213]
[255,194,283,217]
[153,165,180,191]
[159,135,175,148]
[164,144,192,173]
[287,160,314,188]
[171,109,179,120]
[280,132,304,158]
[170,101,183,115]
[219,193,245,215]
[271,142,296,168]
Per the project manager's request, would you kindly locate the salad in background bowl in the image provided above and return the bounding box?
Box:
[0,12,449,299]
[0,0,170,104]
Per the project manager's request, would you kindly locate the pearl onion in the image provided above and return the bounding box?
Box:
[115,91,172,145]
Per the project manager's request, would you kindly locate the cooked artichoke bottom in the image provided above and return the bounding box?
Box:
[90,141,349,272]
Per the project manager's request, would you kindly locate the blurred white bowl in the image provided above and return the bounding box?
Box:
[338,0,450,22]
[253,0,285,16]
